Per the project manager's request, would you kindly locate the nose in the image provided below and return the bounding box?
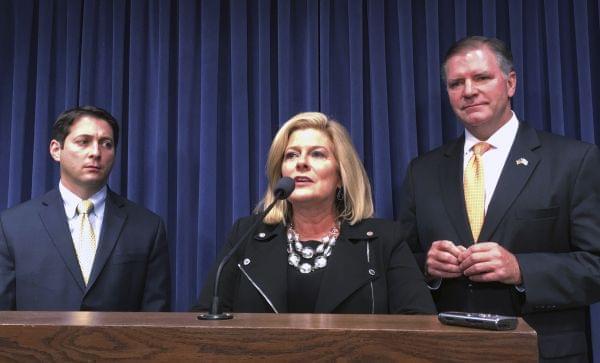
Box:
[295,153,309,170]
[463,79,477,98]
[88,141,101,158]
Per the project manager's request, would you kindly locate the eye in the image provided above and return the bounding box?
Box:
[101,140,114,149]
[311,150,327,158]
[447,80,462,89]
[75,139,89,146]
[284,151,298,160]
[475,74,491,82]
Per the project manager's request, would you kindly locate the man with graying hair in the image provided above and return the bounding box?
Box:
[399,36,600,362]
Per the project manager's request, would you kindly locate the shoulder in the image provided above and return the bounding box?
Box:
[521,127,600,174]
[229,214,281,239]
[407,137,463,170]
[1,190,58,220]
[344,218,400,240]
[107,191,164,224]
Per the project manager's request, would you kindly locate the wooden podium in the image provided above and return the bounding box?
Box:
[0,312,537,361]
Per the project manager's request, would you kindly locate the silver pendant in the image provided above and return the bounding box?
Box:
[315,244,325,254]
[299,263,312,274]
[301,247,314,259]
[288,253,300,267]
[314,256,327,269]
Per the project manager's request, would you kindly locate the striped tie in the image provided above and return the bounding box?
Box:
[76,200,97,285]
[464,142,491,242]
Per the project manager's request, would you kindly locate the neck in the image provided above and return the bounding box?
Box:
[291,206,338,241]
[61,180,104,200]
[468,109,513,141]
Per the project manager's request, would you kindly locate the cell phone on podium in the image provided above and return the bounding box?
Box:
[438,311,518,331]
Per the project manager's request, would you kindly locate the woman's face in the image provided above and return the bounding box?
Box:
[281,128,340,208]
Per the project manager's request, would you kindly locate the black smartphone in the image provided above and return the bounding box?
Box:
[438,311,518,331]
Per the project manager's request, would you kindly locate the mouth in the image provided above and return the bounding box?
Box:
[83,165,101,172]
[462,103,485,111]
[294,176,313,183]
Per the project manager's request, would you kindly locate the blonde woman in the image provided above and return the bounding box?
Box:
[196,112,435,314]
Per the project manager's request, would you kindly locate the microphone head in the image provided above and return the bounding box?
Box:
[273,177,295,199]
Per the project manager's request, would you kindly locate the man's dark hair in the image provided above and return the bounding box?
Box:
[441,36,514,82]
[51,105,119,147]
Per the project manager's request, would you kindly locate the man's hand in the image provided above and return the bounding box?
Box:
[458,242,522,284]
[426,240,467,279]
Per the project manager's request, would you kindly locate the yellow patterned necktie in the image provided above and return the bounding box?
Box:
[464,142,491,242]
[76,200,97,285]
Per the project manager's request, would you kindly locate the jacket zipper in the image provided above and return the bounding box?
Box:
[238,263,279,313]
[367,241,375,314]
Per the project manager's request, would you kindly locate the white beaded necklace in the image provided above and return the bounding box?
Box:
[287,224,340,274]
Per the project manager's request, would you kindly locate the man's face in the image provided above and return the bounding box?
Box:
[49,116,115,198]
[445,46,516,139]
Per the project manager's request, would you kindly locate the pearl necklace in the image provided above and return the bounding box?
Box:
[287,224,339,274]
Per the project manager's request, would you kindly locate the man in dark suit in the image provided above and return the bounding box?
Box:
[400,36,600,361]
[0,106,170,311]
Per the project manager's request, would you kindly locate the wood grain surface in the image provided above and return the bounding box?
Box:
[0,312,537,362]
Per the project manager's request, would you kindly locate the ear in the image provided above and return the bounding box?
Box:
[49,140,62,162]
[506,71,517,98]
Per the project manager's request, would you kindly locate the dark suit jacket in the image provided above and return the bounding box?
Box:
[0,188,171,311]
[399,122,600,361]
[196,216,436,314]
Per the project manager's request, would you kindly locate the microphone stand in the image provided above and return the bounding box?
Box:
[198,191,285,320]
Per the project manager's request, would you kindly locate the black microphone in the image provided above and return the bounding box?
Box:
[199,177,295,320]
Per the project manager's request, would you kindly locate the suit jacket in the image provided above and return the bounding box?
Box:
[0,188,171,311]
[196,216,436,314]
[399,122,600,361]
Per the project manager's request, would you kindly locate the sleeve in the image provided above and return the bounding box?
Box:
[0,215,16,310]
[397,160,426,271]
[517,145,600,309]
[140,218,172,311]
[388,222,437,314]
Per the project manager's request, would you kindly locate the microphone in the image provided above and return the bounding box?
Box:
[199,177,295,320]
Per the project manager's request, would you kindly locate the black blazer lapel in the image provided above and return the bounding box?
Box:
[87,190,127,289]
[440,136,474,245]
[238,223,288,313]
[314,222,375,313]
[38,190,86,291]
[479,123,541,242]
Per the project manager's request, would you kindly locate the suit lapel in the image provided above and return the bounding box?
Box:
[86,190,127,289]
[440,136,474,245]
[479,123,540,242]
[38,190,86,291]
[314,222,374,313]
[240,223,288,313]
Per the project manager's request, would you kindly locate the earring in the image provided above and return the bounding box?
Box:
[336,187,344,201]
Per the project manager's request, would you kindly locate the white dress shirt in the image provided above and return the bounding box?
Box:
[59,182,107,252]
[463,112,520,213]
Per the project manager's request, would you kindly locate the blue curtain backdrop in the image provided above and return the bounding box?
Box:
[1,0,599,353]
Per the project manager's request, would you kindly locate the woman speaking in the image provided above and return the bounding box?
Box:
[196,112,435,314]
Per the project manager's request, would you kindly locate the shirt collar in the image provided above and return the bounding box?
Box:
[59,181,107,219]
[464,111,519,154]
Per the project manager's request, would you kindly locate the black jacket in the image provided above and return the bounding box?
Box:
[196,216,436,314]
[399,123,600,361]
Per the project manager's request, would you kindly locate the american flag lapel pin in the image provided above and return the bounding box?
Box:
[515,158,529,166]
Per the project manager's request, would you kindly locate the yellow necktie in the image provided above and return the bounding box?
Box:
[76,200,97,285]
[464,142,491,242]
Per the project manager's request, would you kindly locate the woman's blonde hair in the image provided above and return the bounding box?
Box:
[256,112,374,225]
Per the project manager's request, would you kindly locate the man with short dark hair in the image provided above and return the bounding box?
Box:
[0,106,171,311]
[400,36,600,361]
